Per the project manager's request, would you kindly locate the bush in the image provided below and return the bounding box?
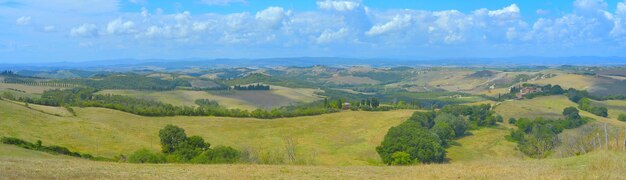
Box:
[191,146,240,164]
[377,121,445,165]
[128,149,166,164]
[619,114,626,122]
[508,118,517,124]
[391,151,413,165]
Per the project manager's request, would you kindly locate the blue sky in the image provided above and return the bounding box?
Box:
[2,0,626,63]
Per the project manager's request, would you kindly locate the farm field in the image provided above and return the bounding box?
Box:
[97,85,322,110]
[0,100,411,165]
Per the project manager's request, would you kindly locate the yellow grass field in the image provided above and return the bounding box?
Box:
[529,73,595,90]
[1,144,624,179]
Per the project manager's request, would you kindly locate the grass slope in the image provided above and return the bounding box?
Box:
[98,86,321,110]
[0,100,412,165]
[1,144,624,179]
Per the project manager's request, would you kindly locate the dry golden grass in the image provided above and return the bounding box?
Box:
[529,73,595,90]
[1,144,624,179]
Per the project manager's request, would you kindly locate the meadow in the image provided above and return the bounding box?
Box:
[1,143,624,179]
[0,99,411,165]
[97,85,321,110]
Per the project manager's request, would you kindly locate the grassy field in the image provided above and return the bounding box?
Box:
[495,95,626,127]
[97,85,322,110]
[0,83,63,94]
[1,144,624,179]
[325,75,380,85]
[0,100,412,165]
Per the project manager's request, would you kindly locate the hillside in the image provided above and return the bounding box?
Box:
[0,100,411,165]
[0,144,624,179]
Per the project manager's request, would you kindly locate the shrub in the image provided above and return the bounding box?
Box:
[377,121,445,165]
[619,114,626,122]
[391,151,413,165]
[508,118,517,124]
[128,149,166,164]
[192,146,241,164]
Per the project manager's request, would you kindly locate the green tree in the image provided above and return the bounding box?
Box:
[432,122,454,143]
[434,113,467,138]
[377,121,445,165]
[159,125,188,153]
[619,114,626,122]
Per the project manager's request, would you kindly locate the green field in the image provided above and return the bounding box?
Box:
[0,99,411,165]
[97,85,322,110]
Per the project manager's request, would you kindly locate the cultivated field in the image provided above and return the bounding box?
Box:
[97,85,321,110]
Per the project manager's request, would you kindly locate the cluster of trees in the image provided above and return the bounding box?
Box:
[128,125,240,164]
[577,98,608,117]
[507,107,588,158]
[17,88,338,119]
[377,104,497,165]
[567,89,609,117]
[233,84,270,90]
[440,104,502,127]
[55,74,191,90]
[1,137,109,161]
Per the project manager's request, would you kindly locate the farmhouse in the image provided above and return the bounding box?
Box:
[516,87,542,99]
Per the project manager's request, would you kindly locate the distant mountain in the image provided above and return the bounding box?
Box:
[1,56,625,71]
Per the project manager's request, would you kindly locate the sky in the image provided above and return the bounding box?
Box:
[2,0,626,63]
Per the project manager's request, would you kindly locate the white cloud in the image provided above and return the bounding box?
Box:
[536,9,551,15]
[70,23,98,37]
[200,0,247,6]
[366,14,411,36]
[106,18,135,35]
[316,28,348,44]
[16,16,31,25]
[317,0,360,11]
[255,7,290,29]
[488,4,520,19]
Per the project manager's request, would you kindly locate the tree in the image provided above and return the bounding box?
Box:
[619,114,626,122]
[508,118,517,125]
[562,107,580,118]
[432,122,454,144]
[159,125,188,153]
[377,121,445,165]
[434,113,468,138]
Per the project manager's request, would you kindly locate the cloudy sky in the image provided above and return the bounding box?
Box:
[2,0,626,63]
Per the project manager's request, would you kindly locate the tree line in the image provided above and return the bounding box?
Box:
[9,88,339,119]
[1,137,110,161]
[233,84,270,90]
